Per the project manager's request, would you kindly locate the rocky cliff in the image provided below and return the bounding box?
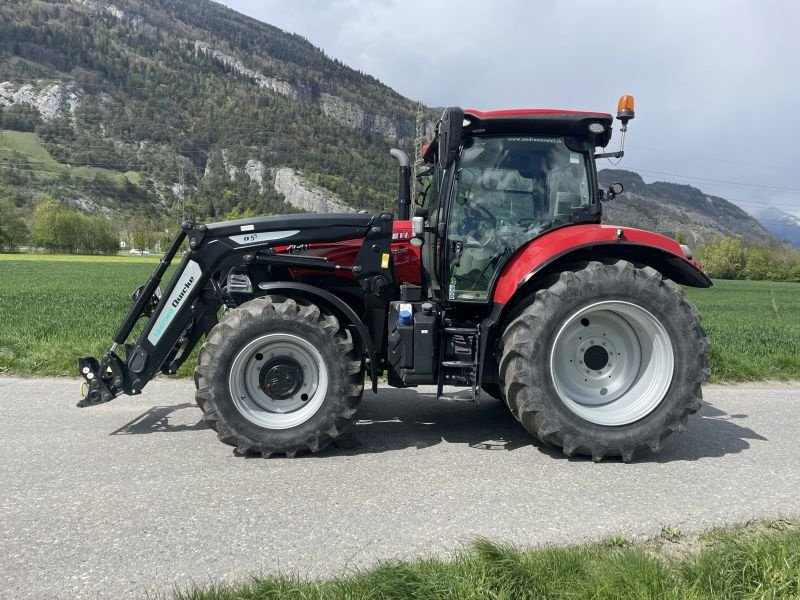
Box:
[599,169,777,246]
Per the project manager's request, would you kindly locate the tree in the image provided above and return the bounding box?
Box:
[743,246,786,282]
[53,209,83,253]
[32,197,62,251]
[224,206,259,221]
[699,237,746,280]
[0,198,29,251]
[85,215,119,255]
[31,198,118,254]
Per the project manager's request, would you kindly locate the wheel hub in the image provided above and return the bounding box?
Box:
[260,357,303,400]
[550,301,675,426]
[228,333,328,429]
[583,345,609,371]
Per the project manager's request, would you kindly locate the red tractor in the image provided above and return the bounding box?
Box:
[79,96,710,461]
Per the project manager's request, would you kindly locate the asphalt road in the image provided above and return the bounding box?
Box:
[1,377,798,599]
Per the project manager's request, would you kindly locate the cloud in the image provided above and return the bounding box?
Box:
[221,0,800,214]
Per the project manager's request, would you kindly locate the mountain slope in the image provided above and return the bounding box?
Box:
[748,206,800,248]
[0,0,787,252]
[0,0,433,221]
[598,169,778,246]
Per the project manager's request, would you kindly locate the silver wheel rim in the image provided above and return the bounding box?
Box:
[549,301,674,426]
[229,333,329,429]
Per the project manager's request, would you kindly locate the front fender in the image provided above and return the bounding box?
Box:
[256,282,379,393]
[493,224,711,305]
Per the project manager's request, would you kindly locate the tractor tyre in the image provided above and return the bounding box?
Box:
[194,295,364,457]
[498,260,708,462]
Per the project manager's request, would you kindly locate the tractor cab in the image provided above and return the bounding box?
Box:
[418,107,616,303]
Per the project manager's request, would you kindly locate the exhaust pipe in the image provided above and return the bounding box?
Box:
[390,148,411,220]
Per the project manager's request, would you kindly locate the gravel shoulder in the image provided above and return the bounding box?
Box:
[1,377,798,599]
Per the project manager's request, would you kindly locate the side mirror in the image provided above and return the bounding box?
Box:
[438,107,464,170]
[412,216,424,237]
[605,182,624,201]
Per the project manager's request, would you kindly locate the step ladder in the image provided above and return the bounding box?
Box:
[436,324,481,402]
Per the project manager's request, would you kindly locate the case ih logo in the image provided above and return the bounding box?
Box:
[171,276,195,308]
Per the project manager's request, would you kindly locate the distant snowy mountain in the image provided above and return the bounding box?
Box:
[750,207,800,248]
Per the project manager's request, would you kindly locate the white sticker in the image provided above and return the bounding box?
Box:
[570,153,580,164]
[147,260,203,346]
[448,284,455,300]
[507,137,562,144]
[240,224,255,232]
[229,230,300,245]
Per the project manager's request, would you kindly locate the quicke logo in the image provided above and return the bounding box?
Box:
[171,276,195,308]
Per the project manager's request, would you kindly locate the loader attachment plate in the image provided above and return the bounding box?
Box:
[77,354,127,407]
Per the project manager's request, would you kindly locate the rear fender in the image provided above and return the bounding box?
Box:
[256,282,379,393]
[493,224,711,307]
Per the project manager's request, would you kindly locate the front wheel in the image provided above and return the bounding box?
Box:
[499,260,708,462]
[194,296,364,457]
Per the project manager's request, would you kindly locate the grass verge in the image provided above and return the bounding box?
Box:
[175,521,800,600]
[0,255,799,381]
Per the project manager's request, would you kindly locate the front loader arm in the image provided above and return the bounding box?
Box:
[78,224,209,405]
[78,213,395,407]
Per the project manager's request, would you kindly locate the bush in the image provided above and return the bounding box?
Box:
[31,198,118,254]
[699,237,746,279]
[697,236,800,282]
[0,197,29,251]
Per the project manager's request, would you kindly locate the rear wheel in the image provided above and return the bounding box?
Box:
[499,260,708,462]
[194,295,364,457]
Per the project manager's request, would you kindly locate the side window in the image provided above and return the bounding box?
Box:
[445,135,590,303]
[549,153,590,218]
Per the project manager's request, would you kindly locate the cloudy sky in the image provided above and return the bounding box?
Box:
[221,0,800,216]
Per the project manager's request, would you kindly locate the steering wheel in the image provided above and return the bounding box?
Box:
[469,202,497,227]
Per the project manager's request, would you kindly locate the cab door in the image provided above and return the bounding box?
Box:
[420,165,446,299]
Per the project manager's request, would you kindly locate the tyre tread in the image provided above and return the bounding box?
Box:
[499,259,709,461]
[193,295,364,456]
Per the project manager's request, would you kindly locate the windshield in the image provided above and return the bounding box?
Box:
[447,135,591,302]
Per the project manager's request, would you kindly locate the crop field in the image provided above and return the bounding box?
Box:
[0,254,164,377]
[0,254,798,381]
[684,281,800,381]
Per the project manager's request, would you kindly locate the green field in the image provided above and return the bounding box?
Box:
[684,281,800,381]
[0,254,798,381]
